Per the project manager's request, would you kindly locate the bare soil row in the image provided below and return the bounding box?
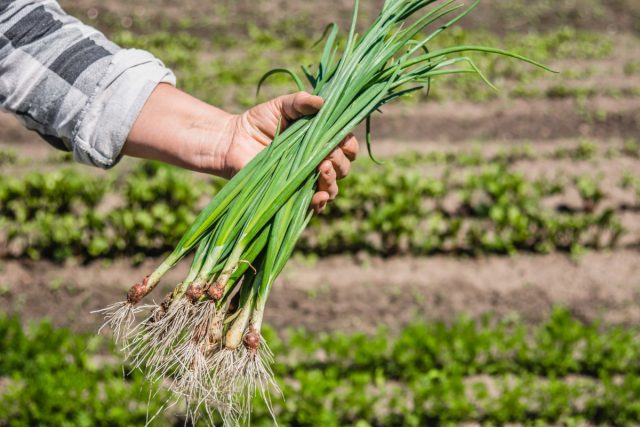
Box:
[1,248,639,333]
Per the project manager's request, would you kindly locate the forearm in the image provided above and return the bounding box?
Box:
[123,83,234,175]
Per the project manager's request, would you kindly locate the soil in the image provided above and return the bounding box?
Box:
[1,250,639,334]
[372,97,640,143]
[1,0,639,336]
[2,94,640,336]
[59,0,640,35]
[4,95,638,146]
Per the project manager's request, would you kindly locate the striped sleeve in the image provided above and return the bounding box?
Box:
[0,0,176,168]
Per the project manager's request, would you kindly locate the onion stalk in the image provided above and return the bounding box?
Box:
[95,0,555,424]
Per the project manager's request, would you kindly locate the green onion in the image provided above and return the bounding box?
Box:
[96,0,555,423]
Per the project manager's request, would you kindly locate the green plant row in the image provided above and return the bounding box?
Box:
[108,26,614,109]
[0,316,165,427]
[260,368,640,427]
[2,156,632,260]
[360,138,637,168]
[0,162,221,260]
[269,308,640,380]
[421,26,613,102]
[73,0,640,43]
[305,161,623,256]
[2,309,640,426]
[621,172,640,205]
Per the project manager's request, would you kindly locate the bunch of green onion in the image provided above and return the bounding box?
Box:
[96,0,552,423]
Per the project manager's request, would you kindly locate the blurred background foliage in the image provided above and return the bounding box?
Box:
[1,0,639,425]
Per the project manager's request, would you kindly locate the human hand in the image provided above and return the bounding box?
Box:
[220,92,359,213]
[125,86,358,213]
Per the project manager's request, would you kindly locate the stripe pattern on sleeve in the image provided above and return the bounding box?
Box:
[0,0,176,168]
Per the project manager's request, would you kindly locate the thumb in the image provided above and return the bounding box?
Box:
[271,92,324,125]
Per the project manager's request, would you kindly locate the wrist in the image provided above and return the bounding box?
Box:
[124,84,236,177]
[182,109,237,176]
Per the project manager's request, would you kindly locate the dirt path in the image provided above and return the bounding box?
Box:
[370,97,640,143]
[3,95,639,335]
[271,250,640,332]
[4,93,638,148]
[60,0,640,35]
[2,3,638,337]
[1,250,639,334]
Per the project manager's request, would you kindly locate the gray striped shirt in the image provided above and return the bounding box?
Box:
[0,0,176,168]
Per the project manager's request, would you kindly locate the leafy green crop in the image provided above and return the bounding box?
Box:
[0,149,17,167]
[0,316,167,426]
[620,172,640,208]
[2,310,640,426]
[105,26,616,109]
[0,168,109,221]
[0,152,631,261]
[0,162,221,260]
[308,160,623,256]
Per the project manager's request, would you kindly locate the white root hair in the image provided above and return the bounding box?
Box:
[92,300,153,345]
[209,347,241,426]
[206,335,282,426]
[97,296,285,425]
[125,298,197,382]
[170,346,214,426]
[233,341,281,425]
